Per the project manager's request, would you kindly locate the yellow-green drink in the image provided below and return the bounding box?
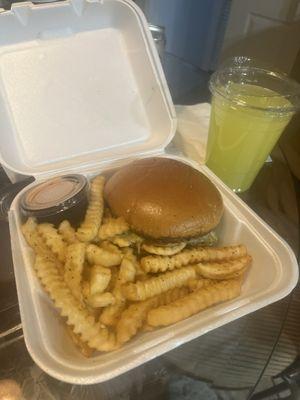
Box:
[206,58,300,192]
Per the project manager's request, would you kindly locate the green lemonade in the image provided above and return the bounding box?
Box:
[206,84,293,192]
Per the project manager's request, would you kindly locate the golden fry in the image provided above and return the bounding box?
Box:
[99,283,126,326]
[89,265,111,295]
[23,194,252,353]
[121,247,134,256]
[111,232,143,248]
[107,266,119,291]
[142,242,186,256]
[133,257,148,281]
[76,175,105,242]
[99,254,136,326]
[116,286,189,344]
[22,218,53,257]
[123,266,196,301]
[140,287,193,333]
[66,325,94,357]
[87,292,115,308]
[141,245,248,273]
[159,286,190,304]
[116,297,159,344]
[37,223,67,262]
[99,301,125,327]
[100,241,122,255]
[194,255,252,280]
[96,331,120,352]
[58,220,78,244]
[82,280,90,301]
[147,279,241,327]
[64,242,86,301]
[98,217,129,240]
[34,253,109,351]
[86,244,122,267]
[118,256,136,284]
[225,266,248,279]
[185,278,215,291]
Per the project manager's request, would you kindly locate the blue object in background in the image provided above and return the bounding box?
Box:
[138,0,231,100]
[142,0,231,71]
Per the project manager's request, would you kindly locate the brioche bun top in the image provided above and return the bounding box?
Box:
[104,157,223,241]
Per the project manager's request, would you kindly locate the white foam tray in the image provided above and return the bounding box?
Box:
[0,0,175,178]
[3,0,298,385]
[9,154,299,384]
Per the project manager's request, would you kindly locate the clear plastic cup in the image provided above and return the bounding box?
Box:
[206,57,300,192]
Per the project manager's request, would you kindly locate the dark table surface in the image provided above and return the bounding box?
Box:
[0,135,299,400]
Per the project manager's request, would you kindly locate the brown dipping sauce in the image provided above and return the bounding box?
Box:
[20,174,88,227]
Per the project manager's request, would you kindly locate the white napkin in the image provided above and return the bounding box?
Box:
[174,103,211,164]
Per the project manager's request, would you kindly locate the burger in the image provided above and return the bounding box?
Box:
[104,157,223,246]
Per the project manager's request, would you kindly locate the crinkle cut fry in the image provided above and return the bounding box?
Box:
[99,254,137,326]
[86,244,122,267]
[34,253,120,352]
[118,255,137,283]
[194,255,252,280]
[64,242,86,301]
[66,325,94,357]
[147,279,241,327]
[98,217,129,240]
[87,292,115,308]
[22,218,53,257]
[100,241,122,256]
[99,294,125,327]
[89,265,111,295]
[37,223,67,263]
[22,216,249,352]
[141,245,248,273]
[76,175,105,242]
[111,232,143,248]
[116,297,159,344]
[225,266,248,279]
[185,278,216,291]
[116,286,189,344]
[58,220,78,244]
[123,266,196,301]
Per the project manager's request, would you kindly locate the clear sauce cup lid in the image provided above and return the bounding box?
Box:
[20,174,88,222]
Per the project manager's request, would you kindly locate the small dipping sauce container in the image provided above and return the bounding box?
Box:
[20,174,88,227]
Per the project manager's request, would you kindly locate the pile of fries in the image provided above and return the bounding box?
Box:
[22,175,252,357]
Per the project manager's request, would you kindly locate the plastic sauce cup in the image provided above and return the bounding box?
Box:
[20,174,88,227]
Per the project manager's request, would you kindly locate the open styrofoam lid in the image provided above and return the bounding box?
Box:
[0,0,176,177]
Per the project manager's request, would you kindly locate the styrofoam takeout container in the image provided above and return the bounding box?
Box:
[2,0,298,384]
